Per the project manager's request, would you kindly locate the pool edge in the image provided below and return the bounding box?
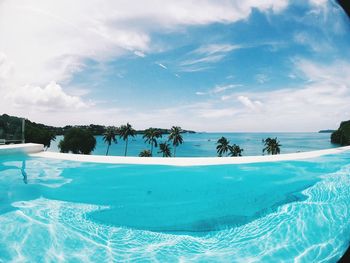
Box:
[29,146,350,166]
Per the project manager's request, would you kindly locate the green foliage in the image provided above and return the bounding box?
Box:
[143,128,162,155]
[228,144,244,157]
[0,114,23,141]
[262,137,282,155]
[25,125,56,148]
[168,126,183,157]
[139,149,152,157]
[216,137,230,157]
[103,127,117,155]
[0,114,56,147]
[331,120,350,146]
[118,123,136,156]
[158,142,172,157]
[216,137,244,157]
[58,128,96,154]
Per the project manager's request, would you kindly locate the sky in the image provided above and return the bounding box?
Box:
[0,0,350,132]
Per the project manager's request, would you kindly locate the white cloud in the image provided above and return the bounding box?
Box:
[3,58,348,132]
[156,63,168,69]
[0,0,289,124]
[134,50,146,57]
[180,54,226,67]
[179,43,242,72]
[196,84,241,96]
[255,74,269,84]
[213,84,241,93]
[175,59,350,131]
[0,0,289,87]
[308,0,328,7]
[5,82,88,111]
[293,31,332,52]
[237,96,263,111]
[193,44,242,55]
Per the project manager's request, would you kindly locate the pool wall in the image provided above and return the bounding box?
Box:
[0,143,44,155]
[31,145,350,166]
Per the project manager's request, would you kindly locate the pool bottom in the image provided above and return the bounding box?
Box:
[0,163,349,262]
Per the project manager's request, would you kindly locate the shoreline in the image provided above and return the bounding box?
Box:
[30,146,350,166]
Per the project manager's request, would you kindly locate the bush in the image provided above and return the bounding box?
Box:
[58,128,96,154]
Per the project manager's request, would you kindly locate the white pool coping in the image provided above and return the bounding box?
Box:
[29,146,350,166]
[0,143,44,155]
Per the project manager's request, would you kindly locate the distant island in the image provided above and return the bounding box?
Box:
[318,130,336,133]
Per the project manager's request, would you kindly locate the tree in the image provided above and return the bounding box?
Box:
[143,128,162,155]
[139,149,152,157]
[58,128,96,154]
[103,127,117,156]
[158,142,172,157]
[262,137,281,155]
[118,123,136,156]
[25,125,56,149]
[168,126,183,157]
[216,137,230,157]
[228,144,244,157]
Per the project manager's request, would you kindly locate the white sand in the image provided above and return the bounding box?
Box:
[30,146,350,166]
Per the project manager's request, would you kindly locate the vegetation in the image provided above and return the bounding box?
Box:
[216,137,244,157]
[58,128,96,154]
[228,144,244,157]
[103,127,117,155]
[138,128,195,135]
[0,114,56,148]
[139,149,152,157]
[25,125,56,149]
[262,137,281,155]
[143,128,162,156]
[158,142,172,157]
[119,123,136,156]
[168,126,184,157]
[1,114,193,157]
[216,137,231,157]
[318,130,336,133]
[331,120,350,146]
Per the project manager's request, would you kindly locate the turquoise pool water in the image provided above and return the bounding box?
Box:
[48,132,335,157]
[0,151,350,262]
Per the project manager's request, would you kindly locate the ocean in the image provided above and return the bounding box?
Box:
[47,132,336,157]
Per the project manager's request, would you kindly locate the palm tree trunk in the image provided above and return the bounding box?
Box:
[151,143,153,156]
[106,144,110,156]
[173,146,176,157]
[124,138,128,156]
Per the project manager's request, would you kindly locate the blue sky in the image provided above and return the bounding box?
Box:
[0,0,350,131]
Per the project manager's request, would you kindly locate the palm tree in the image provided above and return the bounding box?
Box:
[118,123,136,156]
[262,137,282,155]
[228,144,244,157]
[103,127,117,156]
[158,142,172,157]
[139,149,152,157]
[168,126,183,157]
[143,128,162,155]
[216,136,230,157]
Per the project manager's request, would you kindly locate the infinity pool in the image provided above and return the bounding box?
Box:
[0,151,350,262]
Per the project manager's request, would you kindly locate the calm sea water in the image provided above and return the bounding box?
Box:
[48,132,336,156]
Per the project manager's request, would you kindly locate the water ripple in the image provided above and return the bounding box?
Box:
[0,165,350,262]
